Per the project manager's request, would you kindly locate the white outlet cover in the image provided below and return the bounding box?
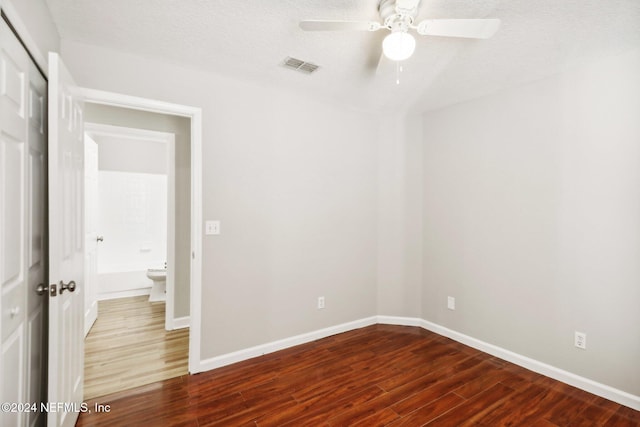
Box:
[575,331,587,349]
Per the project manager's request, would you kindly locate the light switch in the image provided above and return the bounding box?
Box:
[205,220,220,235]
[447,296,455,310]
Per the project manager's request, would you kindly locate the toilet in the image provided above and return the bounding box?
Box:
[146,268,166,302]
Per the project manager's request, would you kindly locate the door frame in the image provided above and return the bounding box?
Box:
[80,88,203,374]
[83,134,99,337]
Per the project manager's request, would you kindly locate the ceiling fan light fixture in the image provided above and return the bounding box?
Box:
[382,30,416,61]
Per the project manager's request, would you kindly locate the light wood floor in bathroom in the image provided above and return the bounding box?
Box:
[83,295,189,400]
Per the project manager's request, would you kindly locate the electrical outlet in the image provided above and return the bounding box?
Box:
[317,296,325,309]
[575,331,587,350]
[447,296,455,310]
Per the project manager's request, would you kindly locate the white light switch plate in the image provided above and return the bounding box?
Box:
[205,220,220,235]
[447,296,455,310]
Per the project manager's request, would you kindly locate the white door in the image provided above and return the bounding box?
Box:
[0,19,47,427]
[47,52,85,427]
[84,135,98,336]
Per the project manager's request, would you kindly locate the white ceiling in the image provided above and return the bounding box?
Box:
[45,0,640,114]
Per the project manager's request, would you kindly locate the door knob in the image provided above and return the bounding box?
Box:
[36,283,48,296]
[96,236,104,242]
[59,280,76,294]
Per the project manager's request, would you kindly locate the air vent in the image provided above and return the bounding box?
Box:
[282,57,320,74]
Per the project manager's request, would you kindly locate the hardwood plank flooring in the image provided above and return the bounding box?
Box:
[76,324,639,426]
[83,296,189,400]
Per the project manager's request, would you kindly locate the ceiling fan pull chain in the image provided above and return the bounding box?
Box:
[396,62,404,85]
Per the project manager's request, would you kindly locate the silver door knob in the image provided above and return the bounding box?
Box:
[60,280,76,294]
[96,236,104,242]
[36,283,48,296]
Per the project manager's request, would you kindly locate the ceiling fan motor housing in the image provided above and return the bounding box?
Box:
[379,0,421,29]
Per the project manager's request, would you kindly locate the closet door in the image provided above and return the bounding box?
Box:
[0,17,47,427]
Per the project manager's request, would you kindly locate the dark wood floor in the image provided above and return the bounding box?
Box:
[76,324,639,426]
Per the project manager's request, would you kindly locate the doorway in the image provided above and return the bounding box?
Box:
[79,90,203,381]
[82,120,186,398]
[62,87,203,410]
[83,122,177,330]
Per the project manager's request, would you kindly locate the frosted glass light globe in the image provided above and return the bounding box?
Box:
[382,31,416,61]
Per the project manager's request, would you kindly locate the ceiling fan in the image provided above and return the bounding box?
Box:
[300,0,501,62]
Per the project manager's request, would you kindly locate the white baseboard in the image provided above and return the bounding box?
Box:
[172,316,190,330]
[196,314,639,411]
[377,316,640,411]
[97,288,150,301]
[376,315,423,327]
[198,316,378,372]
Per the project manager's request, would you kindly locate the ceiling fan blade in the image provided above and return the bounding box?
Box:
[299,20,382,32]
[364,30,387,73]
[415,19,501,39]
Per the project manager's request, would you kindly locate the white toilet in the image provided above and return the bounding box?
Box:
[146,268,166,302]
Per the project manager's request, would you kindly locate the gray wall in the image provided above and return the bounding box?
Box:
[376,114,423,318]
[85,104,191,319]
[66,41,380,357]
[420,49,640,396]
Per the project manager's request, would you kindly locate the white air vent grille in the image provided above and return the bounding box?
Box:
[282,57,319,74]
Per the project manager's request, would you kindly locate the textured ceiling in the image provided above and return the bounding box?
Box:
[45,0,640,114]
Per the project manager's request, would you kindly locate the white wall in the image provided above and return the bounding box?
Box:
[62,40,380,358]
[96,169,167,300]
[421,49,640,397]
[93,133,168,299]
[97,171,167,273]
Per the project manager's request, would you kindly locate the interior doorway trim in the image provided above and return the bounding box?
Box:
[80,87,203,374]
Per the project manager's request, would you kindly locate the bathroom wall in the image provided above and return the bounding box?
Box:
[85,104,191,319]
[95,136,168,298]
